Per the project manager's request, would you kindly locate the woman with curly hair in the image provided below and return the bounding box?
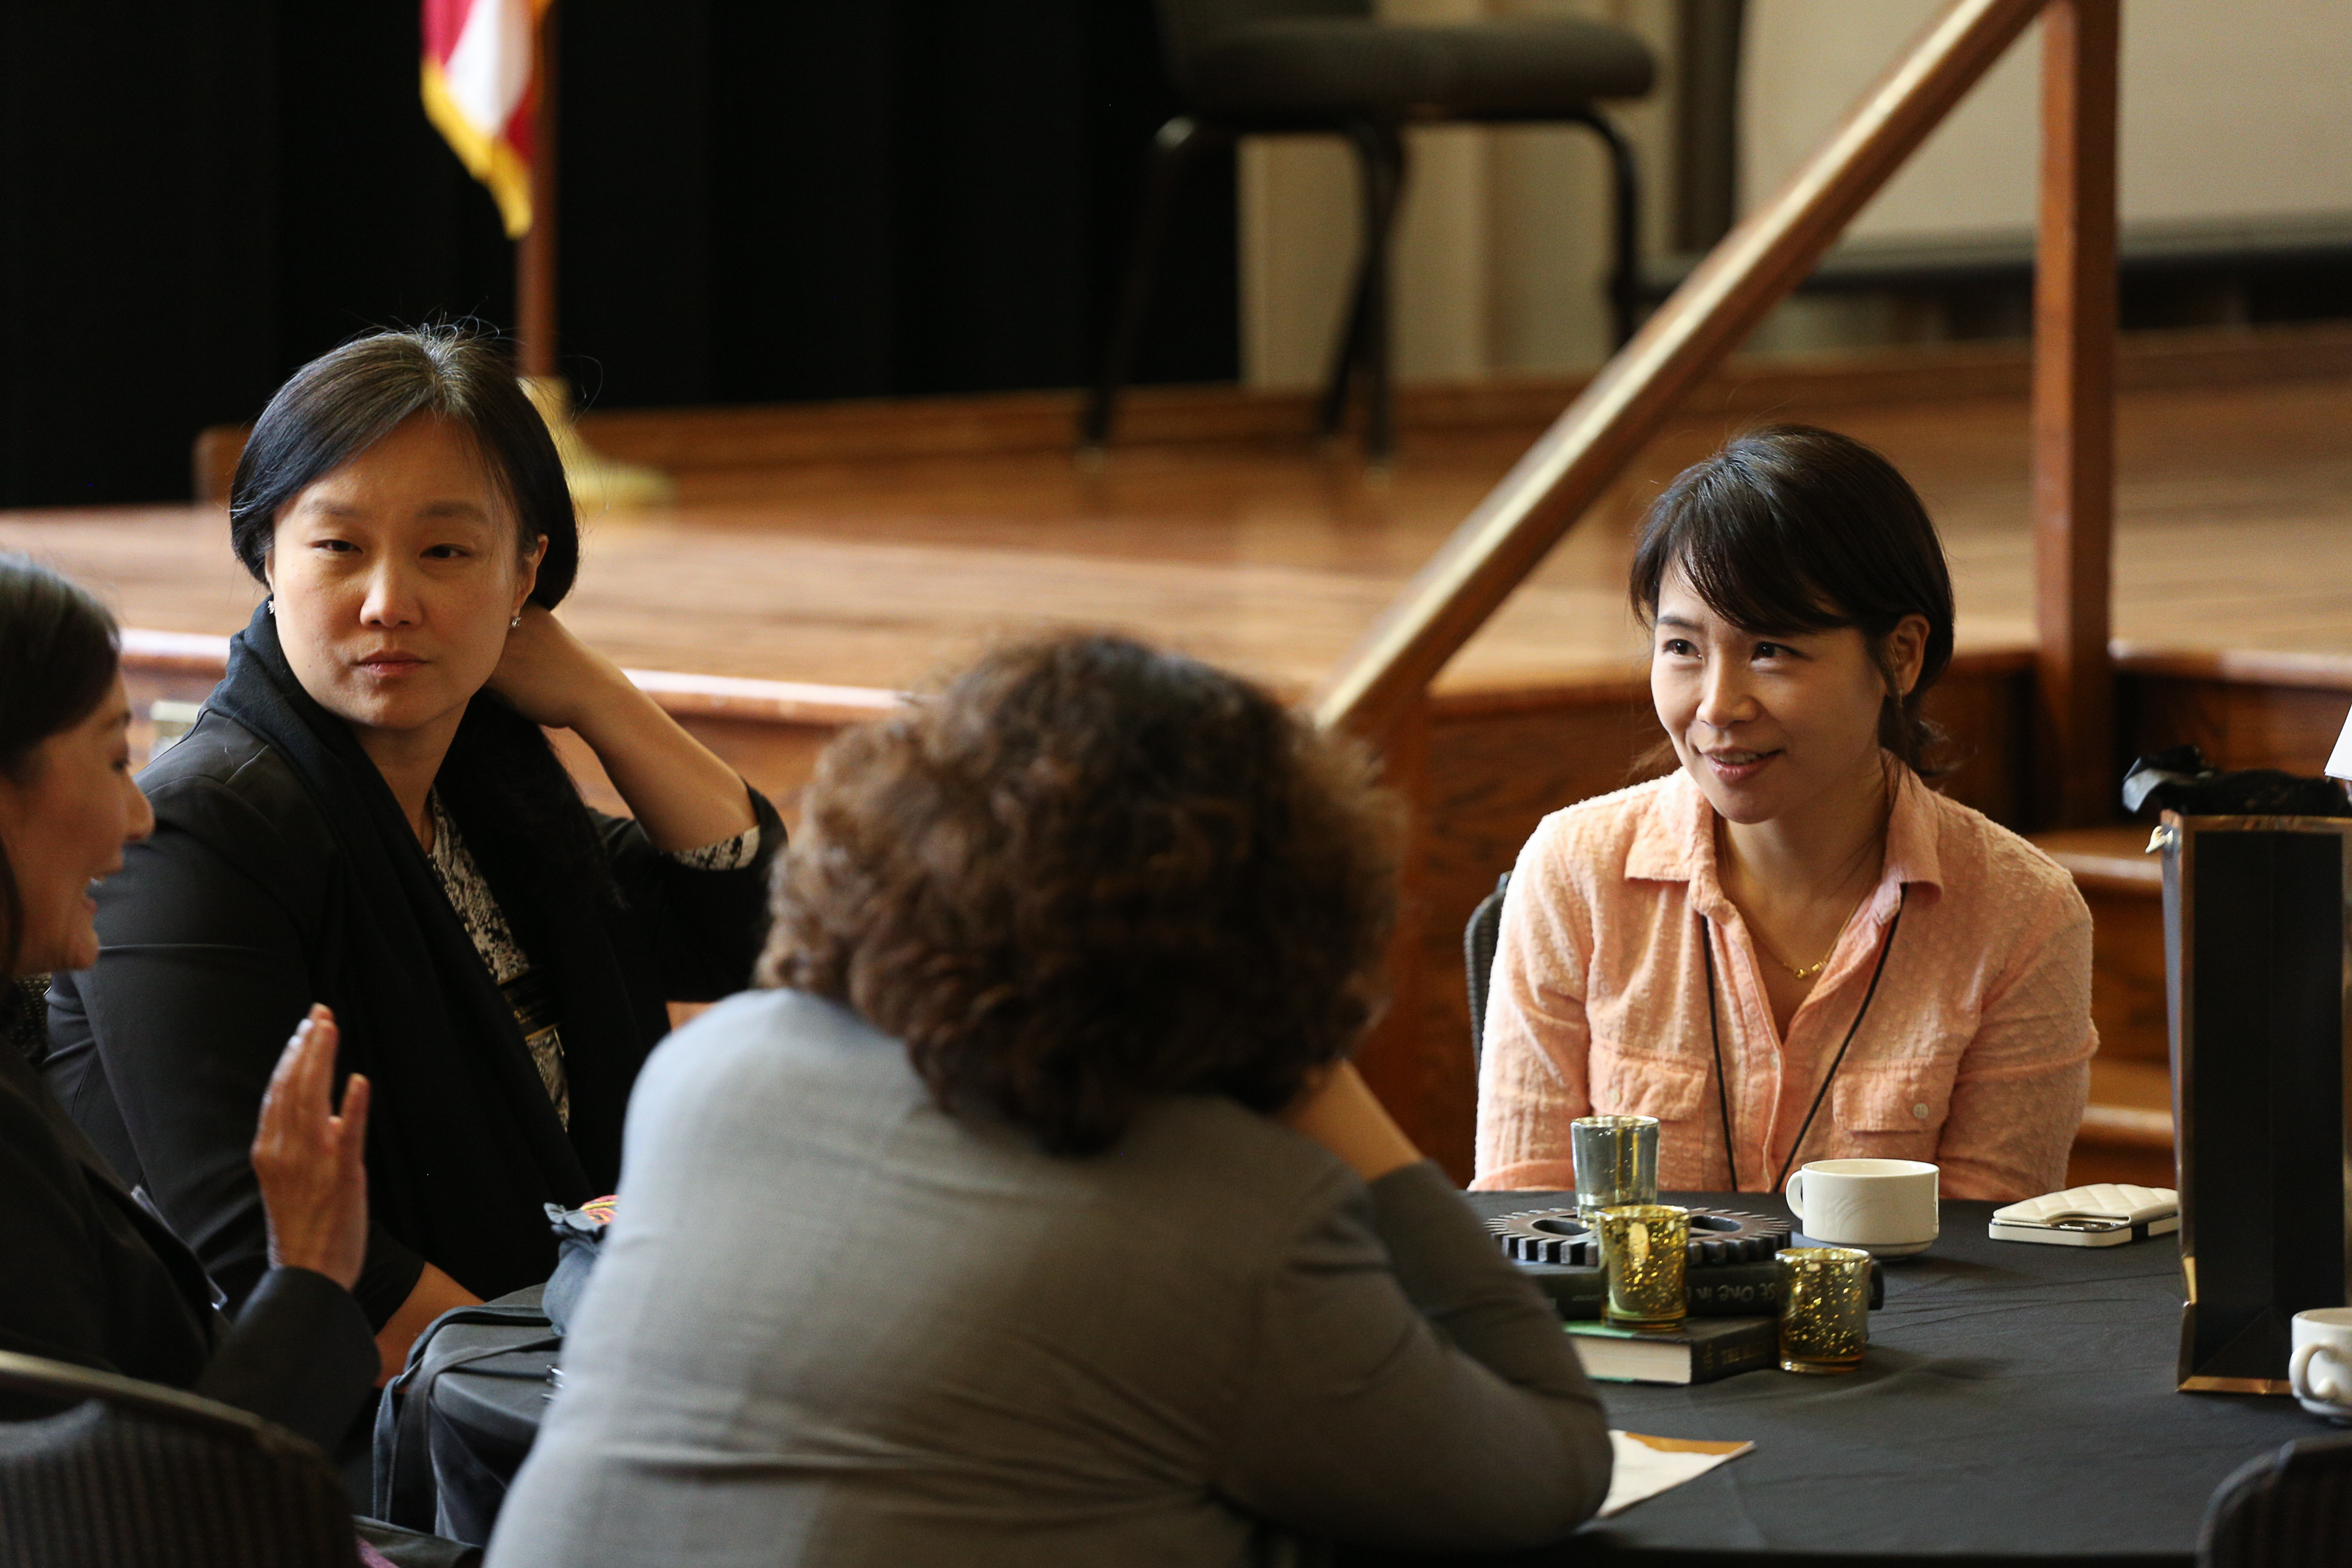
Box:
[489,633,1612,1568]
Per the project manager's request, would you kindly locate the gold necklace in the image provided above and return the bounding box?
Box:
[1769,948,1833,981]
[1759,894,1869,981]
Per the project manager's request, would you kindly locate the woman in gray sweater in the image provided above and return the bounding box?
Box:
[489,633,1612,1567]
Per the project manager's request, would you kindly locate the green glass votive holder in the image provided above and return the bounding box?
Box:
[1571,1114,1660,1216]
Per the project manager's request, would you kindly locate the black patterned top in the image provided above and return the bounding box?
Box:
[425,792,760,1127]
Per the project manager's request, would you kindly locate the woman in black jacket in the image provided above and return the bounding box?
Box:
[0,555,375,1452]
[44,327,783,1378]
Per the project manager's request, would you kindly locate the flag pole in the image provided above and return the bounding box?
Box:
[516,0,558,380]
[511,0,670,509]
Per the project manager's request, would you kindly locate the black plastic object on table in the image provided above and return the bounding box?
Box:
[2121,745,2352,819]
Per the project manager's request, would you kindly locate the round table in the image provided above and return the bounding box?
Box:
[424,1193,2328,1564]
[1399,1190,2325,1567]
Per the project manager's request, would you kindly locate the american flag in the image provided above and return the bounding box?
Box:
[420,0,547,239]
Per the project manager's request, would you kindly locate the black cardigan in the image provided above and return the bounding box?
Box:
[42,608,783,1326]
[0,992,376,1451]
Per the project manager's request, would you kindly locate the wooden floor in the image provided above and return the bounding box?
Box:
[15,333,2352,715]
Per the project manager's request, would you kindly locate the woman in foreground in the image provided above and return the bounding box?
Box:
[44,327,782,1379]
[1475,425,2093,1202]
[490,634,1612,1567]
[0,556,374,1448]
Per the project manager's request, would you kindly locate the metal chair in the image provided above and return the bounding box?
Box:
[0,1350,359,1567]
[2199,1431,2352,1568]
[7,975,46,1066]
[1465,870,1511,1075]
[1083,0,1654,462]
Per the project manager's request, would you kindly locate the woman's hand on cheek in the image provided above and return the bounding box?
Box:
[486,604,627,732]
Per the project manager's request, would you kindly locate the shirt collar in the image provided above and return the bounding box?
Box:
[1627,761,1944,921]
[1873,765,1944,915]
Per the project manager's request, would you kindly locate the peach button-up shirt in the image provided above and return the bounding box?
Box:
[1473,767,2094,1202]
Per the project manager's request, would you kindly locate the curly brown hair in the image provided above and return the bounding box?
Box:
[759,633,1401,1155]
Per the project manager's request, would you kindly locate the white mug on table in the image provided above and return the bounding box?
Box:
[2291,1308,2352,1422]
[1786,1158,1940,1258]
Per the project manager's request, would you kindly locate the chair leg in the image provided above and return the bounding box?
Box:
[1326,270,1373,442]
[1362,122,1406,461]
[1565,108,1642,347]
[1080,116,1211,453]
[1319,120,1408,459]
[1315,252,1374,442]
[1315,131,1381,443]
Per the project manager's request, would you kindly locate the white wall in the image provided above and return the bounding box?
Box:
[1743,0,2352,242]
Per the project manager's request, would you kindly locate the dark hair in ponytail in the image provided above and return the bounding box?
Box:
[229,325,611,907]
[0,556,121,970]
[1629,424,1957,776]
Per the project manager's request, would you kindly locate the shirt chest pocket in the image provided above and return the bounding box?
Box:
[1588,1043,1710,1126]
[1833,1058,1959,1145]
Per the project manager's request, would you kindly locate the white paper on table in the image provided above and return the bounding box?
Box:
[1599,1430,1755,1518]
[2327,702,2352,780]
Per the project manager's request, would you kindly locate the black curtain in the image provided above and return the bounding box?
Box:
[0,1,1237,506]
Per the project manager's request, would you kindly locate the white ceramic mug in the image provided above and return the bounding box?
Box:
[2291,1308,2352,1422]
[1785,1158,1940,1257]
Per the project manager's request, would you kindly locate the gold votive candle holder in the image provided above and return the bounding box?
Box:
[1596,1203,1690,1331]
[1776,1247,1872,1374]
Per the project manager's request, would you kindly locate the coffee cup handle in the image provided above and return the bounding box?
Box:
[2293,1341,2348,1403]
[1785,1170,1807,1227]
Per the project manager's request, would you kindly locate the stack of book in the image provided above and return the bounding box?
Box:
[1566,1316,1779,1385]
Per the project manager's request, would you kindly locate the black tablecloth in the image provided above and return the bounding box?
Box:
[1413,1190,2328,1568]
[431,1192,2332,1564]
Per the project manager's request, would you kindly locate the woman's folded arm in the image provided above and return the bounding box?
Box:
[598,785,787,1003]
[1220,1160,1611,1552]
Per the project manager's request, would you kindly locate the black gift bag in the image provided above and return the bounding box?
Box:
[2161,811,2352,1393]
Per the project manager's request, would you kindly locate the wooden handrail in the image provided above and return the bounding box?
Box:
[1313,0,2048,738]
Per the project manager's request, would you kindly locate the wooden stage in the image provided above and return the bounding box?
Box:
[10,323,2352,1181]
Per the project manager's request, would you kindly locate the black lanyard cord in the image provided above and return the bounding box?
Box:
[1701,885,1907,1194]
[1701,923,1737,1188]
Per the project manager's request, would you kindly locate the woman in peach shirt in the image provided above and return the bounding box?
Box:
[1474,426,2093,1203]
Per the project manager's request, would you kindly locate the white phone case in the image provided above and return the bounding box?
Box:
[1987,1183,2180,1247]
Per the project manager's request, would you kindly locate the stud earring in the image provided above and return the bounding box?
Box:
[265,595,274,616]
[510,613,523,629]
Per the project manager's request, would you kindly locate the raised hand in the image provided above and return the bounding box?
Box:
[251,1004,372,1290]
